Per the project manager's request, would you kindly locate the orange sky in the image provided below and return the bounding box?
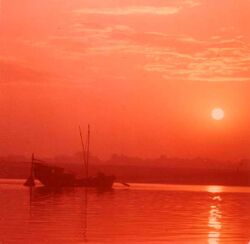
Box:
[1,0,250,160]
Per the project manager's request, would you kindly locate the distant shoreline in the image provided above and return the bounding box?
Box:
[1,173,250,188]
[1,157,250,187]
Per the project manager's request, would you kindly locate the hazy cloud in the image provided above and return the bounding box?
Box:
[73,6,181,16]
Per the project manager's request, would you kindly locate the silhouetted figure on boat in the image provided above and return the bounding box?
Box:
[24,153,35,187]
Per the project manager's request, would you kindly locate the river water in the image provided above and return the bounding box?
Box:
[0,180,250,243]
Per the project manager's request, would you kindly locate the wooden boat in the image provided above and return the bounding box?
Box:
[24,125,116,189]
[33,162,115,188]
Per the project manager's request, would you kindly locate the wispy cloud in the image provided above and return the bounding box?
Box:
[74,6,181,16]
[0,55,72,84]
[144,41,250,82]
[177,36,206,44]
[182,0,201,7]
[42,22,250,83]
[73,0,201,16]
[0,58,48,83]
[3,0,249,84]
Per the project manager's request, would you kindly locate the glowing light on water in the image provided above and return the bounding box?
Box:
[206,186,224,193]
[208,194,222,244]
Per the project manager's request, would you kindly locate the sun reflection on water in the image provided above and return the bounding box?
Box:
[206,186,224,193]
[208,192,222,244]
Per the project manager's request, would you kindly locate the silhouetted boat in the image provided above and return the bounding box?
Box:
[25,125,116,189]
[33,162,115,188]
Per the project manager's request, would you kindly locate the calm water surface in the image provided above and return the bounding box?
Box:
[0,180,250,243]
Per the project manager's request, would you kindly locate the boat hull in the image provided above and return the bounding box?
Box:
[33,162,115,188]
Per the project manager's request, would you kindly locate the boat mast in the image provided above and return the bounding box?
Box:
[79,126,87,178]
[86,124,90,178]
[31,153,34,177]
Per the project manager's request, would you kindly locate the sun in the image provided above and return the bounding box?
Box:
[211,108,225,121]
